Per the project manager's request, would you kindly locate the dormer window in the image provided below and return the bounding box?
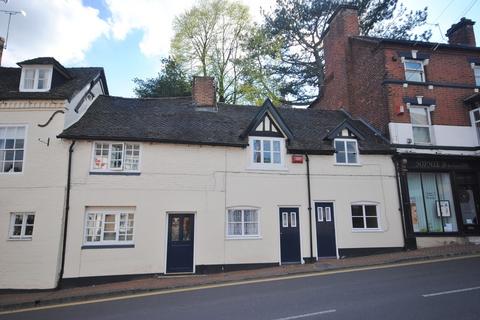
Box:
[404,60,425,82]
[334,138,359,165]
[19,67,52,92]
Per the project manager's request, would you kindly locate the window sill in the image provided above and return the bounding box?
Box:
[246,165,288,172]
[89,171,141,176]
[7,237,32,241]
[82,244,135,249]
[225,236,262,240]
[334,163,361,167]
[351,229,383,233]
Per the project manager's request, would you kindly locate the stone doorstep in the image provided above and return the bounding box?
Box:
[1,245,480,312]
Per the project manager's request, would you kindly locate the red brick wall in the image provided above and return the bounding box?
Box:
[318,8,359,110]
[383,46,479,127]
[192,76,216,107]
[346,39,390,133]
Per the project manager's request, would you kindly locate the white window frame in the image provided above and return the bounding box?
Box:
[0,124,27,175]
[9,212,35,240]
[226,207,261,239]
[470,107,480,144]
[248,137,286,170]
[83,208,135,246]
[351,202,381,232]
[334,138,360,165]
[474,66,480,86]
[403,59,425,82]
[19,66,53,92]
[409,106,432,145]
[90,141,141,173]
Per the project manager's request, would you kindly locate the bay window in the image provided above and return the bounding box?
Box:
[227,208,259,238]
[92,142,140,172]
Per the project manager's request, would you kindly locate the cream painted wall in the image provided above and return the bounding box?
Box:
[64,139,404,279]
[0,102,69,289]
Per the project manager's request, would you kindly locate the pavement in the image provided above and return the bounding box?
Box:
[1,244,480,313]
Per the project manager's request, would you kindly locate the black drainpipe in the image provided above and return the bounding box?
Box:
[305,154,315,263]
[57,140,75,289]
[393,156,408,250]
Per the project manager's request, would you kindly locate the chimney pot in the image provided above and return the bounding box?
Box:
[192,76,216,110]
[446,18,476,46]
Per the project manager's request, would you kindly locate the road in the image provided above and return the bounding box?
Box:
[2,256,480,320]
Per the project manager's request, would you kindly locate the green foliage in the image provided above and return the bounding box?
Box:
[260,0,431,104]
[133,57,191,98]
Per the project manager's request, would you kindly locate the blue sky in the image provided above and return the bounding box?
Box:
[1,0,479,97]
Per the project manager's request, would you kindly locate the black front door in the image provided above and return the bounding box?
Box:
[315,202,337,258]
[279,208,301,264]
[456,174,480,234]
[166,214,194,273]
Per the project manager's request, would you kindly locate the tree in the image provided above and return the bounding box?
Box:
[171,0,255,104]
[133,57,191,98]
[260,0,431,104]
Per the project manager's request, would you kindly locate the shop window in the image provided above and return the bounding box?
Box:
[407,172,458,233]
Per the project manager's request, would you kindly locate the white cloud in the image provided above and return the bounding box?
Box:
[0,0,277,67]
[106,0,276,58]
[0,0,109,66]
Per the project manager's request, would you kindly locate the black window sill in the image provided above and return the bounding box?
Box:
[89,172,141,176]
[82,244,135,249]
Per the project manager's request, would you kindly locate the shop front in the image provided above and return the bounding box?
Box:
[396,155,480,248]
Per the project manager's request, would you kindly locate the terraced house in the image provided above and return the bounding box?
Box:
[55,76,403,284]
[1,33,407,288]
[0,43,109,289]
[313,5,480,249]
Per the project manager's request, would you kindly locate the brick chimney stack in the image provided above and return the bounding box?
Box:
[0,37,5,66]
[318,5,359,110]
[192,76,216,110]
[446,18,476,46]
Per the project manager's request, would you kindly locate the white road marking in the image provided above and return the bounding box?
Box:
[272,309,336,320]
[1,254,479,315]
[422,286,480,298]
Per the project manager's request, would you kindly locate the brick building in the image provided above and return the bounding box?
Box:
[313,5,480,248]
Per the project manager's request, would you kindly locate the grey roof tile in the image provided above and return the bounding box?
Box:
[59,95,392,154]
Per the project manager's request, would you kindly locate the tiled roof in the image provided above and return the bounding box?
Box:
[0,66,106,101]
[59,95,392,154]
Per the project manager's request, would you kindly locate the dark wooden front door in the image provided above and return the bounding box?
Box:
[315,202,337,258]
[279,207,301,263]
[166,214,194,273]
